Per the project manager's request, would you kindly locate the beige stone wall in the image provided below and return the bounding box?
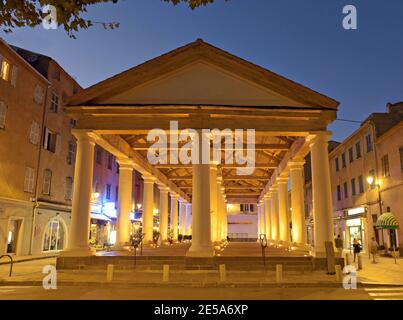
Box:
[0,41,48,202]
[375,123,403,251]
[36,60,80,206]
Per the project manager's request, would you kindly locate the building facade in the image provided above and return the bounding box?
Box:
[304,102,403,255]
[1,40,125,256]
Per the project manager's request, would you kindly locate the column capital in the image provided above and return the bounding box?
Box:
[179,198,187,203]
[307,131,332,146]
[170,192,179,199]
[142,175,156,183]
[276,176,288,184]
[258,200,264,206]
[158,186,170,193]
[117,159,135,170]
[72,130,98,145]
[269,186,278,193]
[288,160,305,171]
[264,193,271,199]
[216,176,223,184]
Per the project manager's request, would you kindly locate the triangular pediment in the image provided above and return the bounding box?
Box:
[67,39,339,109]
[101,61,307,107]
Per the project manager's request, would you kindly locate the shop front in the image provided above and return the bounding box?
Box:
[334,207,367,252]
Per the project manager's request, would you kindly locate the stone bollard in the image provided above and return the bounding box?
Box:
[219,264,226,282]
[335,265,343,282]
[276,264,283,284]
[163,264,170,282]
[345,252,351,266]
[106,264,114,282]
[357,255,363,270]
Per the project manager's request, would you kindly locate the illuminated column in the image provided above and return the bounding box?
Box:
[258,200,265,236]
[185,203,192,235]
[264,193,271,239]
[179,199,187,236]
[277,176,290,245]
[216,177,223,241]
[257,202,261,238]
[223,197,228,239]
[187,130,213,257]
[142,175,156,243]
[114,161,133,249]
[170,193,179,240]
[270,186,279,242]
[159,186,170,241]
[310,132,334,256]
[209,164,218,242]
[62,132,96,257]
[289,161,306,246]
[220,187,227,240]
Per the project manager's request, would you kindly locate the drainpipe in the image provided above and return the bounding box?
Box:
[369,120,386,254]
[29,84,50,255]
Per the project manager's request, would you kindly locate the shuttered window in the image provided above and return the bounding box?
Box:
[24,167,35,193]
[0,101,7,129]
[42,169,52,195]
[29,121,40,145]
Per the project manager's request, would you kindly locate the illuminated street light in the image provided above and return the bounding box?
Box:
[366,176,374,185]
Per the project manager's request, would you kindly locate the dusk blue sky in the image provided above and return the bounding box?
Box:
[3,0,403,141]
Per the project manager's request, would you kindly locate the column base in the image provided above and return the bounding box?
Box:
[186,245,214,258]
[60,246,96,257]
[290,243,311,251]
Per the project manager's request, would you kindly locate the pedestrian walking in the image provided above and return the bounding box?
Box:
[335,234,344,253]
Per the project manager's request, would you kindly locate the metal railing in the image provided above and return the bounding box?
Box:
[0,254,13,277]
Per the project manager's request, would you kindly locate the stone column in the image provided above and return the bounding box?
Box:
[170,193,179,241]
[209,164,218,243]
[264,194,271,240]
[187,130,213,257]
[142,175,156,243]
[185,203,192,235]
[270,186,279,242]
[115,161,133,249]
[179,199,187,236]
[289,161,306,247]
[159,186,169,241]
[223,197,228,239]
[309,132,334,256]
[258,200,265,236]
[216,177,223,242]
[62,132,96,257]
[277,176,290,245]
[257,202,261,238]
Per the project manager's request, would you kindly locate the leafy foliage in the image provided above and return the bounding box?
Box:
[0,0,222,37]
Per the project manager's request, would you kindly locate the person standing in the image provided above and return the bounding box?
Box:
[353,238,362,262]
[370,237,379,263]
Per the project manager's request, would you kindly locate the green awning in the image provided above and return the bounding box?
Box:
[376,212,399,229]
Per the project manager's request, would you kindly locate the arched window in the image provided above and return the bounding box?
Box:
[43,219,65,252]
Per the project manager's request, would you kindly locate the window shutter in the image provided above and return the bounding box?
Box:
[24,167,35,193]
[43,128,50,149]
[29,121,40,145]
[0,101,7,129]
[11,66,18,87]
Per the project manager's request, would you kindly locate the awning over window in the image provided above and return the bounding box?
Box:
[376,212,399,229]
[90,213,112,222]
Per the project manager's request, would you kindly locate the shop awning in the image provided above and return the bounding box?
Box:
[90,213,112,222]
[376,212,399,229]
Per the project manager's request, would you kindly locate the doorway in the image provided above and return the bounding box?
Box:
[6,219,23,255]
